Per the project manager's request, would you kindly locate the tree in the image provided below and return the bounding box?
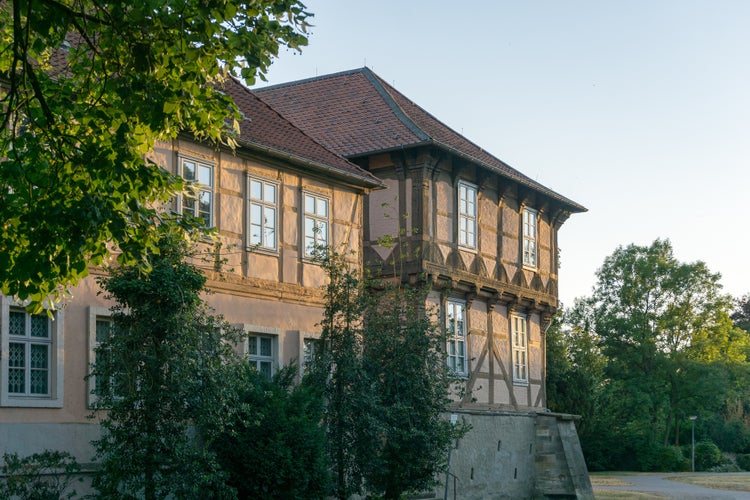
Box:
[593,239,742,448]
[90,228,243,499]
[313,252,377,500]
[0,0,311,311]
[361,280,465,499]
[212,365,330,500]
[733,294,750,333]
[313,252,465,499]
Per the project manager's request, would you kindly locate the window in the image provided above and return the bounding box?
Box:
[302,337,322,374]
[511,314,528,383]
[458,181,477,249]
[180,157,214,227]
[88,307,122,406]
[248,335,275,378]
[1,297,64,407]
[446,301,467,375]
[304,193,329,257]
[522,208,537,268]
[248,177,278,250]
[241,325,281,379]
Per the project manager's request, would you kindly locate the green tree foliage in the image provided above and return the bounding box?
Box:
[314,252,465,499]
[0,450,81,499]
[733,294,750,333]
[361,281,465,499]
[0,0,311,311]
[90,229,243,499]
[548,239,750,471]
[213,365,330,500]
[314,252,377,499]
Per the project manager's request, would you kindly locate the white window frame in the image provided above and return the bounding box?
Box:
[0,296,64,408]
[446,300,468,376]
[178,156,215,227]
[522,207,538,268]
[240,325,282,378]
[248,176,279,251]
[511,314,528,384]
[458,181,477,250]
[303,192,330,258]
[298,331,322,378]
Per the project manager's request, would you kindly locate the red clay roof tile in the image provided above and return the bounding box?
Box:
[256,68,585,212]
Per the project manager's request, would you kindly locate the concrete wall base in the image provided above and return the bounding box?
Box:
[432,410,593,499]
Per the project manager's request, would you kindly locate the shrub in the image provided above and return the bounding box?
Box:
[0,451,81,500]
[213,364,330,499]
[737,454,750,471]
[654,446,689,472]
[694,441,722,471]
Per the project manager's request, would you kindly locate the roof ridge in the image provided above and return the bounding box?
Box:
[255,67,368,92]
[359,68,430,143]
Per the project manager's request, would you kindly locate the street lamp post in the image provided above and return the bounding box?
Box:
[689,415,697,472]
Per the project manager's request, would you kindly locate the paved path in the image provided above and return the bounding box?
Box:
[595,473,750,499]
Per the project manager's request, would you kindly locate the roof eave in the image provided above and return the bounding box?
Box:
[346,140,585,212]
[236,137,386,191]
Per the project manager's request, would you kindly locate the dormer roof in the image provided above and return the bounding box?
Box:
[256,67,585,212]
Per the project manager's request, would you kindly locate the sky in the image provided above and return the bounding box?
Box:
[255,1,750,307]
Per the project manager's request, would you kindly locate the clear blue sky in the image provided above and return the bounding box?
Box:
[256,1,750,306]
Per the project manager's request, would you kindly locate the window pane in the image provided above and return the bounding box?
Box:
[250,224,262,245]
[182,160,196,181]
[305,195,315,214]
[317,221,328,244]
[265,184,276,204]
[198,165,212,186]
[31,315,48,338]
[305,217,316,239]
[305,236,316,256]
[264,207,276,231]
[183,195,196,215]
[260,361,272,379]
[260,337,272,357]
[316,198,328,217]
[30,344,49,394]
[264,227,275,248]
[9,311,24,337]
[9,342,25,368]
[8,343,25,394]
[96,319,112,343]
[248,336,257,355]
[251,180,262,200]
[250,204,262,226]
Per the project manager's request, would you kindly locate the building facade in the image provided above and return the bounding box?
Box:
[258,68,593,498]
[2,67,592,498]
[0,77,382,469]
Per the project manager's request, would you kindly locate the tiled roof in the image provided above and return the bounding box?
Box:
[222,77,383,188]
[256,68,585,212]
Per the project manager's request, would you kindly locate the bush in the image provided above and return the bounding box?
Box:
[213,364,330,499]
[737,454,750,471]
[654,446,689,472]
[0,450,81,499]
[694,441,722,471]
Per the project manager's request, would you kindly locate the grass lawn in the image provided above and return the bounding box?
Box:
[594,492,667,499]
[667,473,750,492]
